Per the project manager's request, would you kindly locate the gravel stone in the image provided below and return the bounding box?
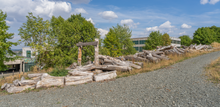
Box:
[1,51,220,106]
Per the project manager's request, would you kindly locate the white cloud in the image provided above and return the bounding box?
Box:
[0,0,71,20]
[209,0,220,4]
[159,21,174,28]
[200,0,220,4]
[146,26,159,32]
[74,8,88,14]
[179,31,186,35]
[200,0,209,4]
[120,19,139,28]
[181,23,192,29]
[6,20,13,24]
[86,18,95,24]
[49,0,91,4]
[146,21,175,33]
[99,11,118,20]
[98,28,109,37]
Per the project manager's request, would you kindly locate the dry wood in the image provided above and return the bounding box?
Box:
[68,71,93,76]
[124,56,149,62]
[152,53,169,60]
[125,61,142,69]
[7,85,35,93]
[65,75,93,86]
[36,76,64,88]
[78,47,82,66]
[94,71,117,82]
[146,56,159,63]
[19,80,38,86]
[28,73,43,78]
[94,38,99,66]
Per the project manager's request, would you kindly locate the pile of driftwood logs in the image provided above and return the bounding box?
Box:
[1,43,212,93]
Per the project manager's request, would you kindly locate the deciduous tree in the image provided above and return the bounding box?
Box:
[179,35,192,46]
[144,31,162,50]
[192,27,216,45]
[162,33,171,46]
[0,10,18,71]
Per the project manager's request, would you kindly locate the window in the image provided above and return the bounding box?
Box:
[26,50,31,58]
[139,47,143,52]
[178,41,181,44]
[133,41,139,44]
[139,40,145,44]
[134,47,139,51]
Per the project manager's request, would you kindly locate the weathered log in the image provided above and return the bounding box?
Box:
[19,80,37,86]
[36,77,64,88]
[98,55,127,66]
[69,62,78,69]
[157,45,173,51]
[173,47,182,54]
[7,85,35,93]
[28,73,43,78]
[103,59,115,64]
[65,75,93,86]
[76,41,98,47]
[134,62,143,67]
[89,65,132,72]
[152,53,169,60]
[68,71,93,76]
[13,79,20,86]
[94,71,117,82]
[124,56,149,62]
[94,38,99,66]
[146,56,159,63]
[93,70,103,74]
[1,83,8,90]
[103,63,114,65]
[175,48,185,53]
[125,61,142,69]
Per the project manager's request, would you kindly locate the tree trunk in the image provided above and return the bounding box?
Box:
[65,75,93,86]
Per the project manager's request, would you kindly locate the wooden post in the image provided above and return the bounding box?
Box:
[78,47,82,66]
[94,38,99,66]
[13,70,14,76]
[1,72,3,78]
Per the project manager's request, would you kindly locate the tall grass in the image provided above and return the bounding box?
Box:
[206,57,220,83]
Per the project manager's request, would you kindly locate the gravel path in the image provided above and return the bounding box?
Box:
[1,51,220,107]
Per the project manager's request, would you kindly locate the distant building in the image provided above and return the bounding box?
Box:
[131,36,181,52]
[22,47,38,58]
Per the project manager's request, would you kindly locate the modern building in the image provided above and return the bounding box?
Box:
[2,47,37,72]
[132,37,148,52]
[132,37,181,52]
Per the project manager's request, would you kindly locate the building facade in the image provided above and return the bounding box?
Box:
[132,37,181,52]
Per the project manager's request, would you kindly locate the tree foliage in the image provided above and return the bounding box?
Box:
[49,14,100,67]
[161,33,171,46]
[144,31,163,50]
[0,10,18,71]
[210,25,220,43]
[179,35,192,46]
[102,24,136,57]
[192,27,216,45]
[18,12,50,67]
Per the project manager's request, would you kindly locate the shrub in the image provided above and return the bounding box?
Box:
[49,68,68,77]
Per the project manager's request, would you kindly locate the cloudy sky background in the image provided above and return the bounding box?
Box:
[1,0,220,49]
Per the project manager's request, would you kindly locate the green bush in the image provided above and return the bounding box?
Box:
[49,68,68,77]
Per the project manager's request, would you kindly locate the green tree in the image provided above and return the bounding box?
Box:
[0,10,18,71]
[210,25,220,43]
[144,31,162,50]
[102,24,136,57]
[18,12,50,68]
[192,27,216,45]
[103,29,122,57]
[50,14,100,67]
[162,33,171,46]
[179,35,192,46]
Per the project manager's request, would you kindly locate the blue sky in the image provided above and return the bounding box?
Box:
[1,0,220,49]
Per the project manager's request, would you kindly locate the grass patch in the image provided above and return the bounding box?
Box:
[206,56,220,83]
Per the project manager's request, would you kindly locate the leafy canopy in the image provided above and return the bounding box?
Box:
[162,33,171,46]
[102,24,136,57]
[192,27,216,45]
[144,31,163,50]
[179,35,192,46]
[0,10,18,71]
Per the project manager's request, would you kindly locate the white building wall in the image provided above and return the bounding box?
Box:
[170,37,181,47]
[22,47,37,58]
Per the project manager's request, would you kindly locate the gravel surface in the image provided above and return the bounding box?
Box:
[1,51,220,107]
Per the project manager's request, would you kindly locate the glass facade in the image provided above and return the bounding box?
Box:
[133,41,139,44]
[171,40,181,44]
[134,47,143,52]
[139,40,145,44]
[26,51,31,58]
